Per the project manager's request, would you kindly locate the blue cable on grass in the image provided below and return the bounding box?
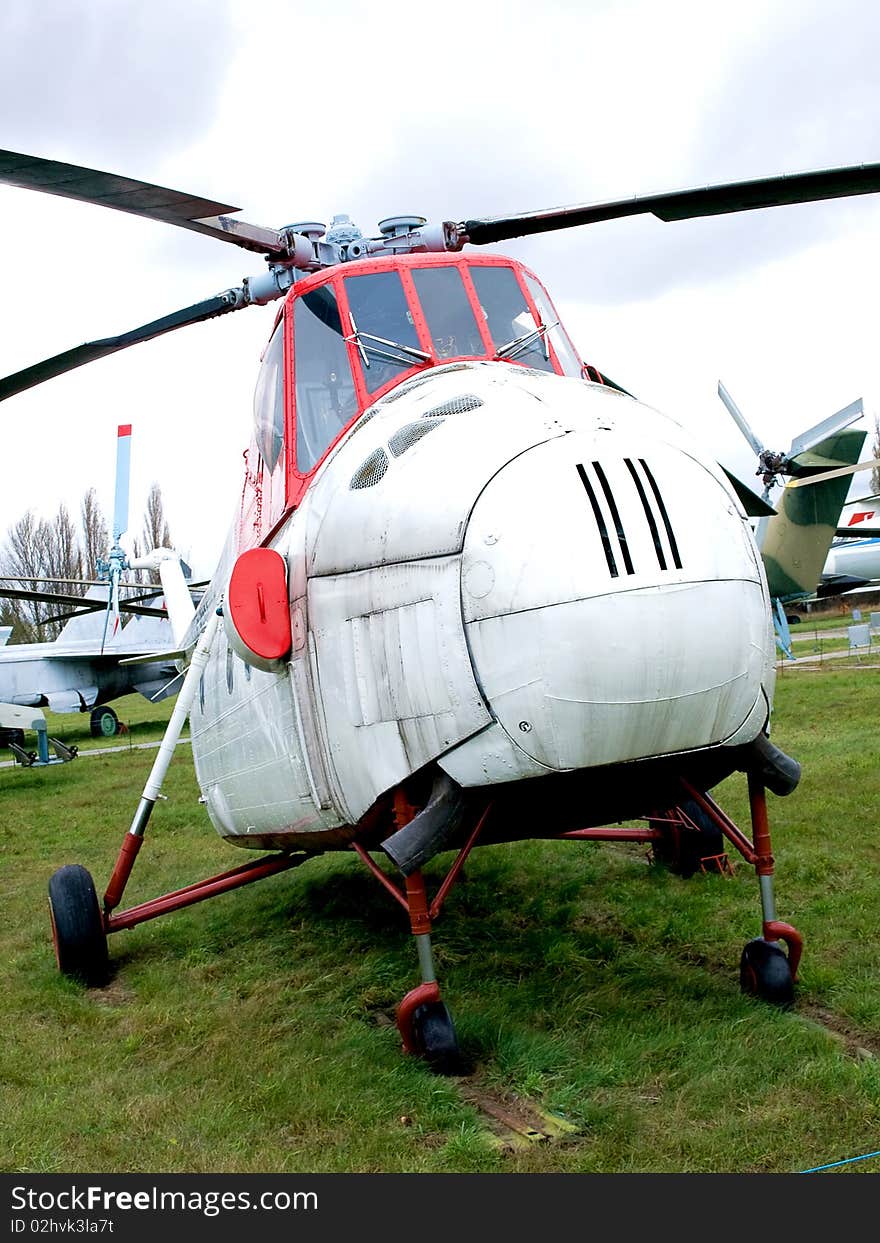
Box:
[799,1148,880,1173]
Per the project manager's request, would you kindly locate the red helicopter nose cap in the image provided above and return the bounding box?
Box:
[227,548,291,661]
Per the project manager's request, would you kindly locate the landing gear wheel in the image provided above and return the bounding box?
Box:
[90,706,119,738]
[740,938,794,1007]
[48,864,109,986]
[411,1001,461,1075]
[651,798,725,877]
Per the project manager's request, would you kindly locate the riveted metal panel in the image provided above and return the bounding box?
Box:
[308,556,491,821]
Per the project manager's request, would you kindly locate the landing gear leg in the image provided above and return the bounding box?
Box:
[102,610,221,918]
[739,774,802,1006]
[48,611,222,985]
[397,871,461,1075]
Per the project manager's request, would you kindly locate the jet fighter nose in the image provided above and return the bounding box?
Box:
[459,431,774,772]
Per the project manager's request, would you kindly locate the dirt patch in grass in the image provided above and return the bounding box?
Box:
[458,1077,580,1151]
[801,1004,880,1060]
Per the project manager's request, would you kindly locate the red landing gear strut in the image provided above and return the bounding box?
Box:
[557,773,802,1004]
[352,794,491,1073]
[680,775,802,1003]
[47,609,310,988]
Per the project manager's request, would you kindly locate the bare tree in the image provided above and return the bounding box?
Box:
[872,414,880,497]
[0,598,27,644]
[81,488,108,580]
[140,483,173,585]
[38,504,83,587]
[127,536,148,586]
[3,510,47,640]
[3,498,98,640]
[1,484,176,640]
[142,483,172,554]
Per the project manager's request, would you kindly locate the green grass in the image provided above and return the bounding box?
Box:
[35,693,188,753]
[2,673,880,1173]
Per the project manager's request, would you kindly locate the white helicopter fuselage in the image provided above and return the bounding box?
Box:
[187,361,776,851]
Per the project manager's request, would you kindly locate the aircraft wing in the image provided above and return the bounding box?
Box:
[117,648,188,665]
[39,646,178,663]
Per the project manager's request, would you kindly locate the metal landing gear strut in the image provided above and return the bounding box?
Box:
[679,774,802,1006]
[353,796,491,1074]
[47,610,310,985]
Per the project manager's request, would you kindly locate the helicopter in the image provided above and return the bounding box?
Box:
[2,149,880,1073]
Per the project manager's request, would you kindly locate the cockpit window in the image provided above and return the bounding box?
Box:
[253,320,285,473]
[344,271,425,394]
[469,265,555,374]
[293,283,358,473]
[410,266,485,359]
[523,273,583,378]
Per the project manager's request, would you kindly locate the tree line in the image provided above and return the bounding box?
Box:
[1,484,173,643]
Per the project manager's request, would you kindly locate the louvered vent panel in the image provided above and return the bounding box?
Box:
[350,448,389,490]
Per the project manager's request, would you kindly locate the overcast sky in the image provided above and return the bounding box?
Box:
[1,0,879,577]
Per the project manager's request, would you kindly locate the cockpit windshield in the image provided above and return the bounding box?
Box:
[344,271,426,394]
[290,257,584,487]
[411,266,485,359]
[253,320,285,473]
[468,265,555,374]
[293,284,358,473]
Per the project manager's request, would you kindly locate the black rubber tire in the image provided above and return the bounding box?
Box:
[48,864,109,986]
[740,938,794,1007]
[651,798,725,877]
[412,1001,461,1075]
[90,706,119,739]
[0,728,25,749]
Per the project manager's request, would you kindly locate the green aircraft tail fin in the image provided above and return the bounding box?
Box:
[760,427,867,601]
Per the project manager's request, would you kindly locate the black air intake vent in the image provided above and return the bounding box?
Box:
[631,458,683,570]
[350,448,389,490]
[388,419,445,457]
[576,459,683,577]
[423,394,483,419]
[576,463,620,577]
[592,460,634,575]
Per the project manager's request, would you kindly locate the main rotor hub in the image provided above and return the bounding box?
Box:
[378,215,427,238]
[325,214,363,246]
[287,221,326,241]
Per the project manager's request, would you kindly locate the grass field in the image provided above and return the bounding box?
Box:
[2,670,880,1174]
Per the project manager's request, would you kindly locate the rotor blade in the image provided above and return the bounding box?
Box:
[787,457,880,488]
[0,575,109,587]
[0,585,166,618]
[0,575,179,593]
[113,424,132,542]
[461,162,880,246]
[0,149,288,257]
[38,603,167,627]
[788,398,864,458]
[0,290,243,402]
[717,381,765,458]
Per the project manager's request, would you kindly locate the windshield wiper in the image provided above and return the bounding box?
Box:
[346,312,431,368]
[494,318,559,362]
